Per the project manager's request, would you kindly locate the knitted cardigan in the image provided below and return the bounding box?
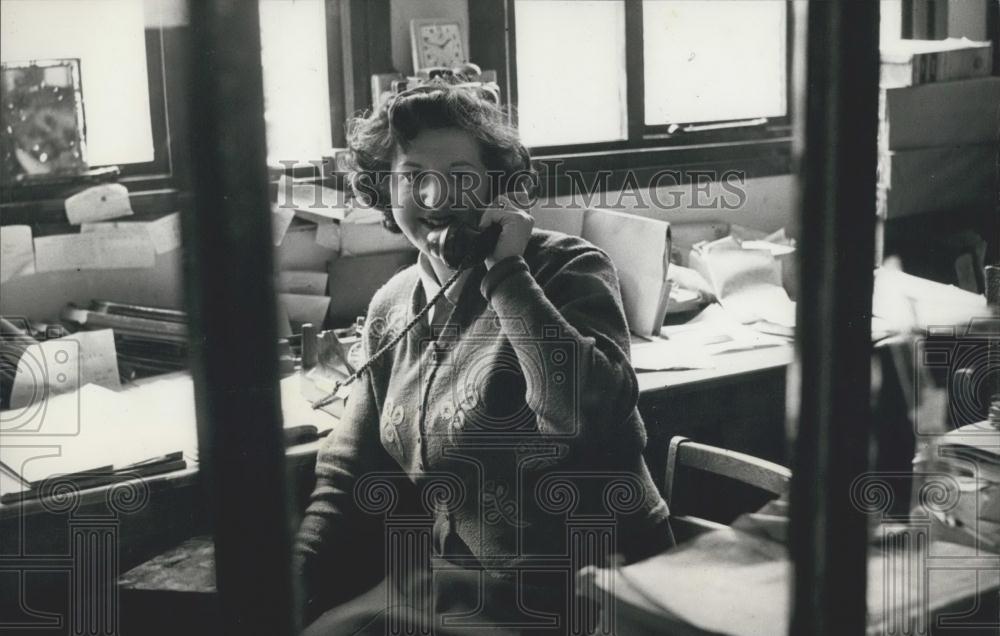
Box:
[296,229,672,619]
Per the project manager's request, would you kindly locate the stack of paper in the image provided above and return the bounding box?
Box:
[272,176,413,257]
[276,270,331,329]
[880,38,993,89]
[872,266,989,332]
[689,229,797,337]
[630,304,788,372]
[8,329,121,409]
[0,384,189,502]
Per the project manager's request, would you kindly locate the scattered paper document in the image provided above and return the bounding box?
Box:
[80,217,178,255]
[723,285,797,330]
[279,293,331,326]
[65,183,134,224]
[660,304,789,355]
[631,337,715,371]
[280,373,341,434]
[1,384,188,485]
[276,270,328,296]
[272,206,295,246]
[34,231,156,272]
[872,265,988,331]
[314,221,341,251]
[741,240,795,257]
[146,212,182,254]
[80,221,149,237]
[690,234,797,330]
[0,225,35,282]
[9,329,121,410]
[275,178,349,223]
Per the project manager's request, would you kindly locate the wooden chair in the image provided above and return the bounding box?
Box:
[664,436,792,542]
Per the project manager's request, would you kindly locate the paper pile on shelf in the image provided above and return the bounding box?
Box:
[271,175,413,256]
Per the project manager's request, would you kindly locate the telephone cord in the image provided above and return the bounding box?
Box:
[310,265,467,409]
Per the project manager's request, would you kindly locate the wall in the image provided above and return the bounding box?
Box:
[549,174,798,237]
[947,0,989,39]
[389,0,470,76]
[2,0,800,323]
[0,225,411,324]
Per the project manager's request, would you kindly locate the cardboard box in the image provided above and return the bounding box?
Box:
[878,144,998,218]
[326,250,418,326]
[880,77,1000,150]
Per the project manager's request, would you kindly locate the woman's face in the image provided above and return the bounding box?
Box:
[390,127,491,258]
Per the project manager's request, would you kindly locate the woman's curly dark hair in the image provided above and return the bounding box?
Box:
[344,80,535,232]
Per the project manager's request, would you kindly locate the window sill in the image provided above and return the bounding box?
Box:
[0,184,187,228]
[532,136,792,198]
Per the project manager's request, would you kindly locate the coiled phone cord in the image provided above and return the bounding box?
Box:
[310,265,467,410]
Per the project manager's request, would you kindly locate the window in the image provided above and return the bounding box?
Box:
[514,1,628,147]
[495,0,793,181]
[259,0,334,166]
[513,0,789,150]
[1,0,156,169]
[641,1,786,127]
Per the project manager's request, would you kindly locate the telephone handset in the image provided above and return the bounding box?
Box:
[312,205,512,410]
[426,221,503,270]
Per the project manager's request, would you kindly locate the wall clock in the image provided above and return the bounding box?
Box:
[410,19,466,71]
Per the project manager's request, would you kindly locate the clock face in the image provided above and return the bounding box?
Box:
[418,23,464,68]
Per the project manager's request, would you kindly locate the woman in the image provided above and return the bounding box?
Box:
[296,80,673,634]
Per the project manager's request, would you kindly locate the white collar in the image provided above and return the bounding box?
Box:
[417,252,472,311]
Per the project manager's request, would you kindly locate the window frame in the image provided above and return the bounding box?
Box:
[470,0,795,195]
[0,22,184,218]
[0,0,391,223]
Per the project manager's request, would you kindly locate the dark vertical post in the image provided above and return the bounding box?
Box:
[988,0,1000,78]
[789,2,880,635]
[325,0,347,148]
[183,2,295,635]
[469,0,518,121]
[623,0,646,143]
[340,0,392,118]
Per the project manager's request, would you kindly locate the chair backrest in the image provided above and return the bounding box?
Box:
[664,436,792,541]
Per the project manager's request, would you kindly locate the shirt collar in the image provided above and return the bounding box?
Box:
[417,252,472,307]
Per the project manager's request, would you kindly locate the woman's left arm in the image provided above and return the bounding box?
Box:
[479,204,638,442]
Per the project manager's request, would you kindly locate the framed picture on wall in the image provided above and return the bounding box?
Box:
[410,19,466,71]
[1,58,88,185]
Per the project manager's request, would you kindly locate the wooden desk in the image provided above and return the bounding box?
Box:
[638,345,793,493]
[580,526,1000,635]
[0,345,792,632]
